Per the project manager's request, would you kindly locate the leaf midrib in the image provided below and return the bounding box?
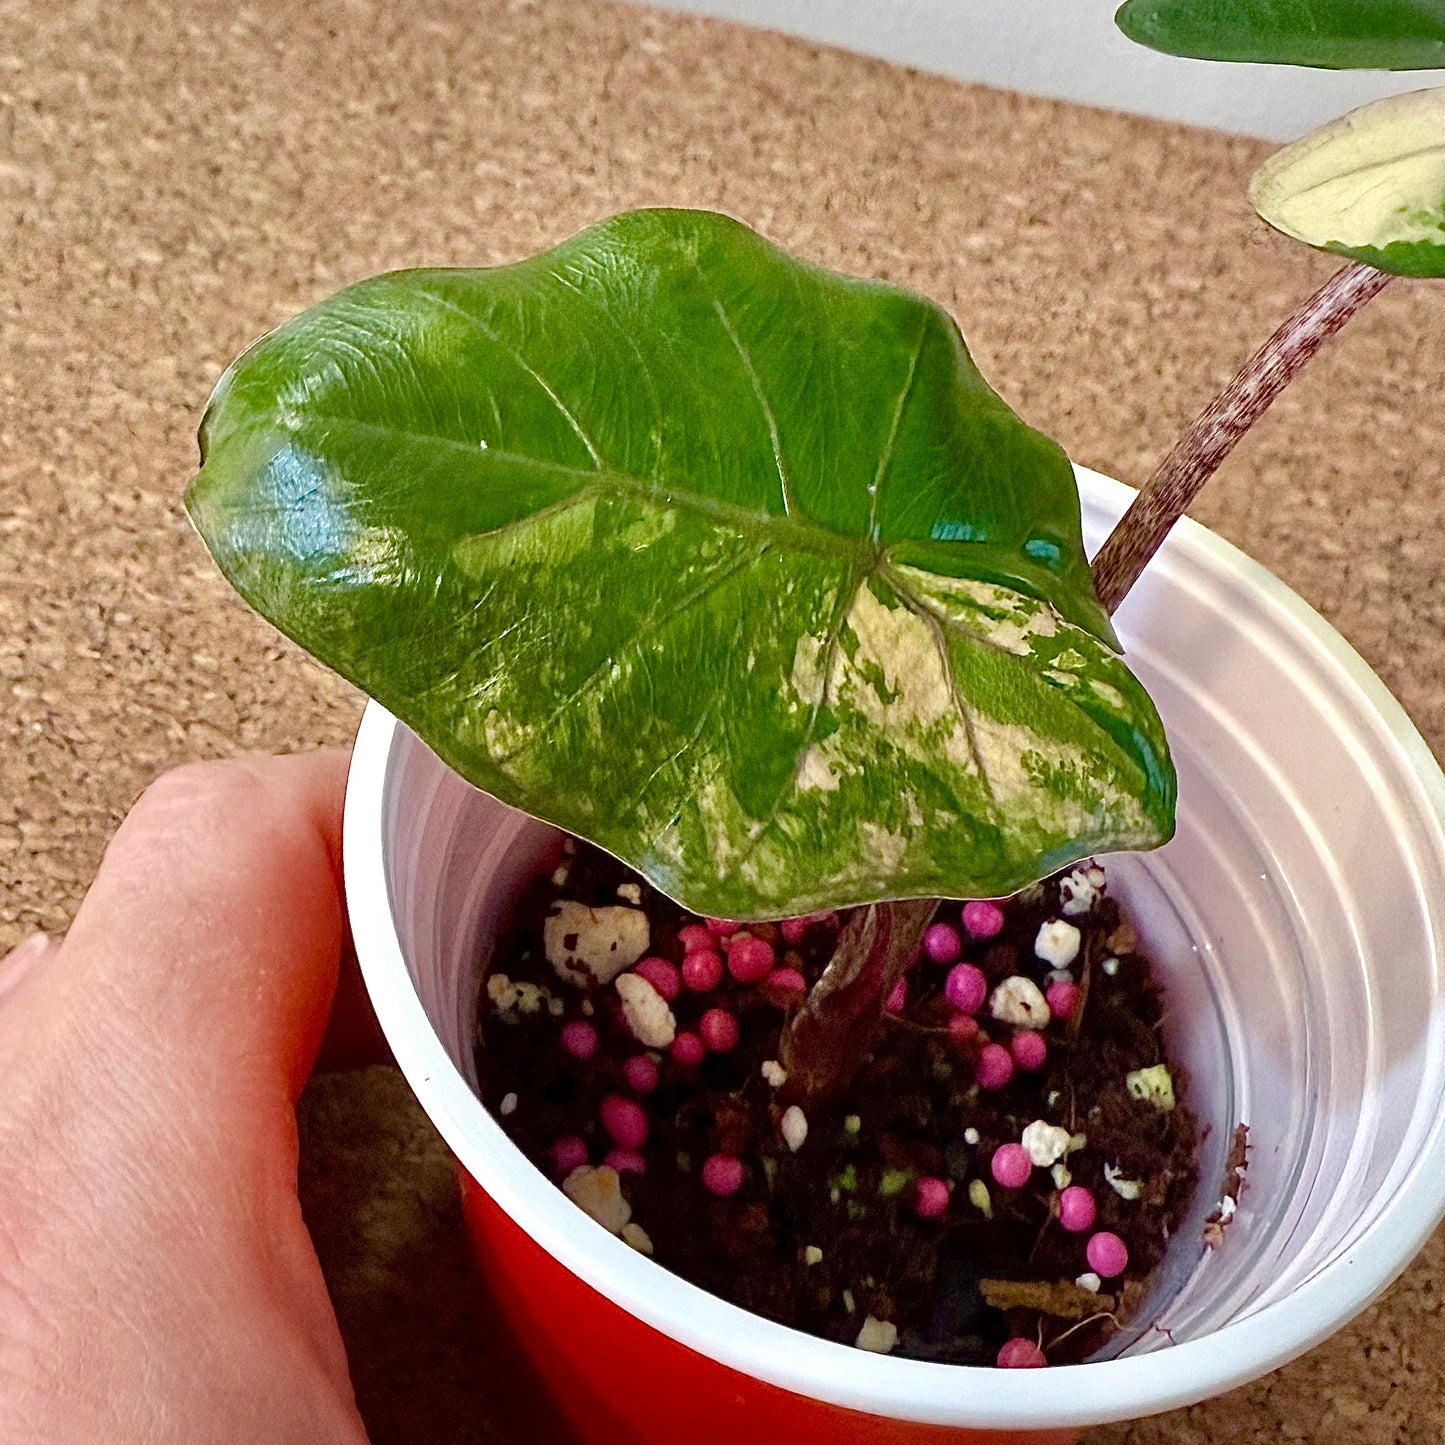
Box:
[270,409,888,567]
[1279,139,1445,201]
[242,408,1070,853]
[235,408,1125,793]
[232,407,1118,806]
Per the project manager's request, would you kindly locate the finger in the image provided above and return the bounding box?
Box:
[1,749,354,1343]
[0,763,389,1074]
[0,932,55,1005]
[56,749,351,1112]
[0,750,371,1444]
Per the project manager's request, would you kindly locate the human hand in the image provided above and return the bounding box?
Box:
[0,752,373,1445]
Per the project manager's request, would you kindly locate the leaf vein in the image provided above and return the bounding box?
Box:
[495,544,771,767]
[730,560,863,875]
[411,285,606,470]
[867,315,925,545]
[635,695,723,815]
[1286,140,1445,200]
[272,412,863,561]
[710,295,796,515]
[881,571,999,810]
[880,563,1039,664]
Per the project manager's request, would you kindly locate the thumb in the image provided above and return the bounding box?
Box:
[0,751,370,1445]
[60,750,351,1112]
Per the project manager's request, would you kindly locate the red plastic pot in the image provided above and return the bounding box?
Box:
[346,471,1445,1442]
[460,1173,1075,1445]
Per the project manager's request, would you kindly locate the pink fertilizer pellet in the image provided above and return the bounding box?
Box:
[599,1094,649,1150]
[1058,1186,1097,1233]
[1046,979,1081,1021]
[1010,1029,1048,1072]
[975,1042,1015,1091]
[701,1153,745,1197]
[885,977,908,1012]
[634,956,681,1002]
[681,949,724,992]
[605,1149,647,1175]
[670,1030,706,1066]
[914,1176,950,1220]
[678,924,715,956]
[1086,1230,1129,1277]
[780,917,809,945]
[947,1012,980,1045]
[706,917,741,937]
[551,1135,588,1175]
[699,1007,741,1053]
[728,934,775,984]
[766,966,807,995]
[990,1142,1033,1190]
[962,899,1006,940]
[560,1019,599,1061]
[944,962,988,1014]
[923,921,962,964]
[623,1054,660,1093]
[996,1338,1048,1369]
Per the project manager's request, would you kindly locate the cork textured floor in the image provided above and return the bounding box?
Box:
[3,0,1444,1439]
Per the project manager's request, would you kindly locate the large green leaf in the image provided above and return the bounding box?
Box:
[1250,88,1445,277]
[1116,0,1445,68]
[187,209,1174,917]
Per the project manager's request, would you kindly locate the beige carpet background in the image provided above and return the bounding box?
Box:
[2,0,1443,1439]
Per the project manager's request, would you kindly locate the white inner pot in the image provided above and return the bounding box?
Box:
[345,467,1445,1430]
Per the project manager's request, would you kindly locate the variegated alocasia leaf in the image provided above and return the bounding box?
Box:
[1116,0,1445,68]
[1250,88,1445,277]
[187,209,1174,917]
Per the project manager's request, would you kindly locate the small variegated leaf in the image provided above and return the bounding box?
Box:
[186,209,1174,918]
[1250,87,1445,278]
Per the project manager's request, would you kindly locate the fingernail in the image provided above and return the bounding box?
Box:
[0,932,53,1002]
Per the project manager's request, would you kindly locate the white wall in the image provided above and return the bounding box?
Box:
[630,0,1445,141]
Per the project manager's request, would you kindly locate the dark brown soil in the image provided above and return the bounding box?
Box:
[477,842,1199,1366]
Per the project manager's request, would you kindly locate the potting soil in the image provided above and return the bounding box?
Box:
[477,841,1201,1365]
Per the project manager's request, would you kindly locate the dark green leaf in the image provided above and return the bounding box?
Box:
[1116,0,1445,68]
[187,209,1174,917]
[1251,88,1445,277]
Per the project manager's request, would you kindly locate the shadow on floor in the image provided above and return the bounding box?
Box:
[298,1067,580,1445]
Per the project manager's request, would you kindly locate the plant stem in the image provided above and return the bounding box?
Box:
[779,897,937,1109]
[1090,261,1392,615]
[785,262,1391,1108]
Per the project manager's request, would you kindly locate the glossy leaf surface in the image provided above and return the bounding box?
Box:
[1116,0,1445,68]
[1251,88,1445,277]
[187,209,1174,916]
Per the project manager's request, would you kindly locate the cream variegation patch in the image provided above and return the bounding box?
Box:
[1250,88,1445,263]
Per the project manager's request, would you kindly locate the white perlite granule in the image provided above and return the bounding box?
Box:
[854,1316,899,1353]
[1034,918,1082,968]
[544,899,649,986]
[989,974,1050,1028]
[562,1165,631,1234]
[615,971,676,1048]
[621,1222,654,1255]
[780,1104,808,1153]
[1021,1120,1072,1167]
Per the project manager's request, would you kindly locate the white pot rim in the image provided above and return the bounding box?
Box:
[344,467,1445,1430]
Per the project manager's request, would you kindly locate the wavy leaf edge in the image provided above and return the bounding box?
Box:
[187,209,1176,917]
